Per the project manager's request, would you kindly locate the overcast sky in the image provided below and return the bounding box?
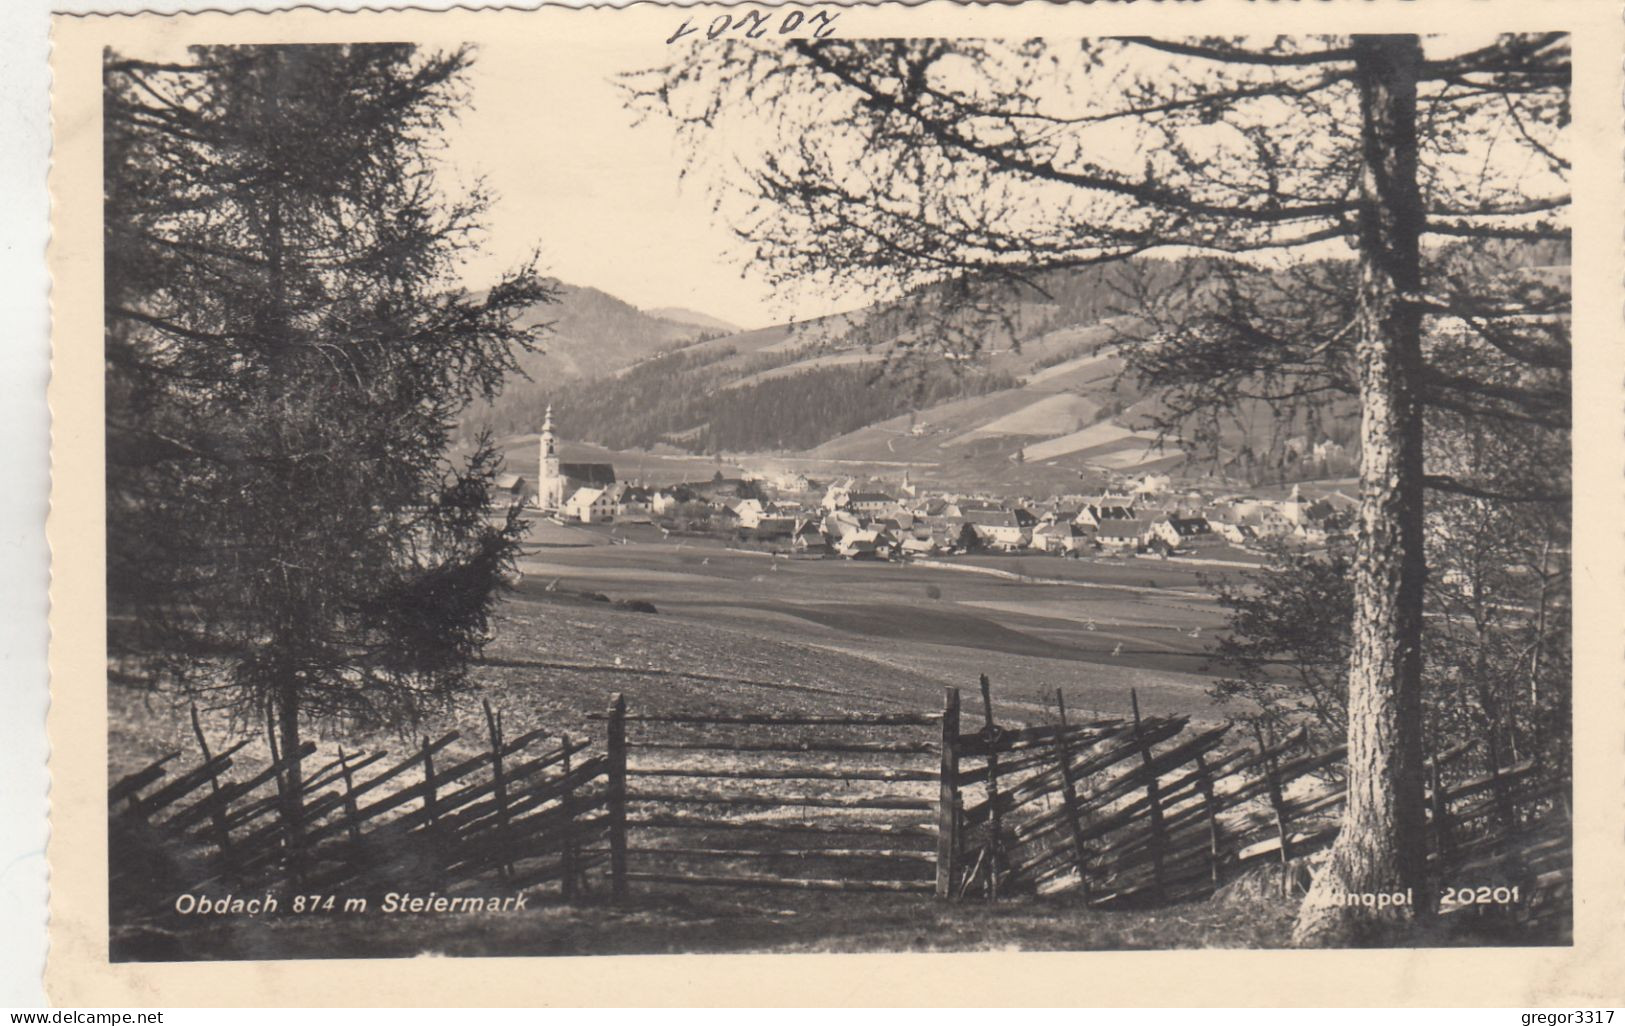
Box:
[439,33,1553,334]
[443,37,823,331]
[124,34,1556,334]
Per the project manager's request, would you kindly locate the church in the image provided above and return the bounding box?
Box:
[535,405,616,511]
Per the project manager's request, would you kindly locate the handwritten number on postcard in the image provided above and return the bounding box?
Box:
[667,10,840,44]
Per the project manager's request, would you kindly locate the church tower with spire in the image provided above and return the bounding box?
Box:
[534,403,617,513]
[538,404,563,509]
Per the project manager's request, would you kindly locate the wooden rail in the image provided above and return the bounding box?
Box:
[108,707,613,914]
[109,679,1569,919]
[610,692,940,899]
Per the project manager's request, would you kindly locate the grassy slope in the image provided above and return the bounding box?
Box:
[111,526,1242,794]
[111,527,1569,960]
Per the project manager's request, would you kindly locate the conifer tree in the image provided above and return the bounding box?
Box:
[628,34,1568,942]
[105,44,553,843]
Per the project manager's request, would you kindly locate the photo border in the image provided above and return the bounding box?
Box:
[47,0,1625,1005]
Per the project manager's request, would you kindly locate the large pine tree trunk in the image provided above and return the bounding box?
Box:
[1294,34,1429,946]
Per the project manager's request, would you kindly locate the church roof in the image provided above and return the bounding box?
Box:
[558,462,616,486]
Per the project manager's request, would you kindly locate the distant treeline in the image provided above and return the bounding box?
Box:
[500,345,1018,455]
[458,246,1569,456]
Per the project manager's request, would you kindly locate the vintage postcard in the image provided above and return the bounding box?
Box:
[46,0,1625,1006]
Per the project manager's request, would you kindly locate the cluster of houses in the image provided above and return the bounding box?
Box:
[758,480,1357,560]
[522,474,1351,562]
[499,411,1356,560]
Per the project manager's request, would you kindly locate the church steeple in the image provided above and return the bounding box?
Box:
[539,404,562,509]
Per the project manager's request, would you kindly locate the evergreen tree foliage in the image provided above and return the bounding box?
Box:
[104,45,553,814]
[535,350,1017,454]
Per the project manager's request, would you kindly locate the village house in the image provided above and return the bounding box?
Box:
[963,508,1031,550]
[946,497,1003,519]
[1096,518,1149,550]
[835,528,883,559]
[615,484,654,520]
[689,475,757,505]
[1212,520,1256,546]
[1039,507,1086,529]
[650,488,679,516]
[1033,520,1095,554]
[1278,483,1315,525]
[1078,499,1137,528]
[731,497,767,528]
[898,534,937,557]
[875,511,923,536]
[821,481,853,510]
[1151,515,1221,551]
[821,509,864,541]
[1131,473,1172,501]
[749,514,797,543]
[490,473,532,508]
[1223,496,1271,519]
[791,517,830,554]
[1243,506,1296,538]
[848,491,898,516]
[773,471,813,493]
[1307,492,1359,534]
[934,519,978,552]
[563,486,617,523]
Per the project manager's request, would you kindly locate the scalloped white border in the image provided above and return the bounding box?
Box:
[35,0,1625,1008]
[4,0,53,1009]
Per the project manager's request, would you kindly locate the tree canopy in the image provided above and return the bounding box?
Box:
[105,45,552,793]
[628,33,1570,944]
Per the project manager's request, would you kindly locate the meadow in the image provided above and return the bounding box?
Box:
[112,520,1245,782]
[107,518,1279,959]
[503,520,1243,728]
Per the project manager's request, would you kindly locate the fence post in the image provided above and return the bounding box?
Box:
[1052,688,1090,898]
[1130,689,1166,902]
[1194,751,1222,889]
[482,700,512,881]
[1257,728,1293,898]
[336,746,363,846]
[607,692,628,902]
[1429,756,1454,863]
[560,733,577,900]
[189,703,235,868]
[421,736,439,831]
[1484,736,1516,832]
[980,674,1002,901]
[935,686,960,899]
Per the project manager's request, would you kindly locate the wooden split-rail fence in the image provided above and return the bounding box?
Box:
[110,680,1569,918]
[942,678,1565,908]
[592,692,943,896]
[110,700,611,915]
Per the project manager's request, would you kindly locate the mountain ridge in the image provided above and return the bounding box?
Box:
[645,306,744,335]
[462,261,1368,483]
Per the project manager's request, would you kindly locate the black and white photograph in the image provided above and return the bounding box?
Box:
[63,4,1594,983]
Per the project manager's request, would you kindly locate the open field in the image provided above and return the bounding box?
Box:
[109,522,1573,959]
[104,521,1284,960]
[112,522,1246,769]
[506,522,1243,724]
